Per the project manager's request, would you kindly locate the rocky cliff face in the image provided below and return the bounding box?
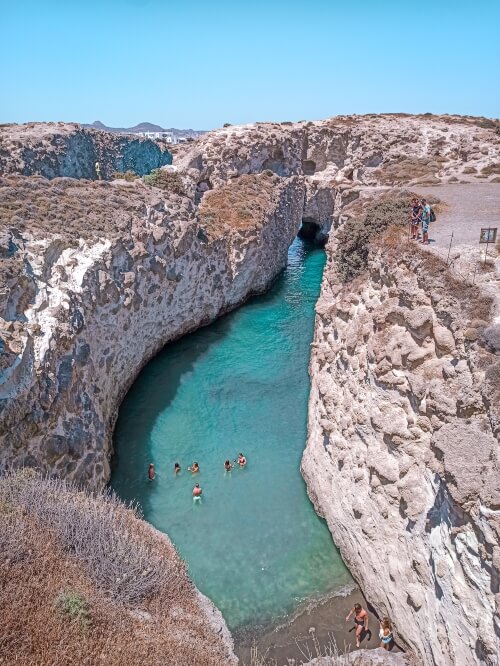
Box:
[177,114,500,239]
[302,221,500,665]
[0,122,172,179]
[0,171,304,486]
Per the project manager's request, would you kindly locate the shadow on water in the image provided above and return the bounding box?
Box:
[111,237,353,632]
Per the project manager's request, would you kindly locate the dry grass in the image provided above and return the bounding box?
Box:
[374,157,442,185]
[0,470,233,666]
[0,175,154,241]
[197,172,278,238]
[246,630,347,665]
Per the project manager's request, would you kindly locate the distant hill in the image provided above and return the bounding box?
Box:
[83,120,205,141]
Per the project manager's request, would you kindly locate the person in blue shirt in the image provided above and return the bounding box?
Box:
[420,198,431,245]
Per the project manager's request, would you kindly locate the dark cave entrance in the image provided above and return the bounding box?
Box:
[297,218,326,246]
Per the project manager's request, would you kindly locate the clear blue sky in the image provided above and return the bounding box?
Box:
[1,0,499,129]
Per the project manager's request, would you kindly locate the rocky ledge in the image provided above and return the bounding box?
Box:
[302,197,500,665]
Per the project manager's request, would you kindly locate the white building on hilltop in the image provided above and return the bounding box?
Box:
[139,130,175,143]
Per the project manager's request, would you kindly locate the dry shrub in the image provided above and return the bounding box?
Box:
[374,157,439,185]
[481,163,500,176]
[197,172,277,238]
[0,470,180,604]
[113,170,138,182]
[334,195,410,281]
[143,168,185,194]
[481,325,500,353]
[0,470,233,666]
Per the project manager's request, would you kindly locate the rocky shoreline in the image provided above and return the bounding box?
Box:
[1,116,499,664]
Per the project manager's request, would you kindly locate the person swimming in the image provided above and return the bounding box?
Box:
[237,453,247,467]
[224,460,233,471]
[188,462,199,474]
[148,463,155,481]
[174,462,181,475]
[192,483,202,499]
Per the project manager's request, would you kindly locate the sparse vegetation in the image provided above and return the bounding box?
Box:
[334,196,410,281]
[113,170,138,181]
[197,172,278,238]
[143,168,185,194]
[56,590,91,630]
[0,469,233,665]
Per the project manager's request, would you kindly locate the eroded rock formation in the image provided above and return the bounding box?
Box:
[0,122,172,179]
[302,220,500,664]
[0,171,304,486]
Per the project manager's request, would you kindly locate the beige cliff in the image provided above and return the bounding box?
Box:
[302,199,500,665]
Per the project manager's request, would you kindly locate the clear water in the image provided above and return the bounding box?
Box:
[111,238,352,632]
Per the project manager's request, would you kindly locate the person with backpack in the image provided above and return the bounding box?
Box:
[420,198,432,245]
[410,198,422,240]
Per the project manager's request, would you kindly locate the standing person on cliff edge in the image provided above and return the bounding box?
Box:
[420,198,431,245]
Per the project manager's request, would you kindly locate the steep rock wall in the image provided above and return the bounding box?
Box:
[0,172,305,487]
[0,123,172,179]
[302,234,500,665]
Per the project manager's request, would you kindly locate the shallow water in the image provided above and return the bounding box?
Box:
[111,237,352,632]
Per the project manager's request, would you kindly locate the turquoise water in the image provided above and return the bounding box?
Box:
[111,238,352,632]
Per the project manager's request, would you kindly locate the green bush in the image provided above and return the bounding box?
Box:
[335,197,410,282]
[143,169,185,194]
[56,591,91,630]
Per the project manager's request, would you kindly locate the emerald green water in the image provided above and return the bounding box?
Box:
[111,238,352,632]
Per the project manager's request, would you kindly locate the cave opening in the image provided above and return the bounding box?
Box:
[298,218,327,246]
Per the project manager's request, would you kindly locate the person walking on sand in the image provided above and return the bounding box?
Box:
[192,483,202,499]
[148,463,155,480]
[346,603,369,648]
[95,161,101,180]
[420,198,431,245]
[410,197,422,240]
[379,617,394,650]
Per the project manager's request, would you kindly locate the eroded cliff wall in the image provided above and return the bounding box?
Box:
[0,172,304,486]
[302,222,500,664]
[0,123,172,179]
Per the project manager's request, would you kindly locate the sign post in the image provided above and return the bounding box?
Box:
[479,228,497,266]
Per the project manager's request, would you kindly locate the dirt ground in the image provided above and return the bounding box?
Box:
[416,182,500,258]
[235,586,400,664]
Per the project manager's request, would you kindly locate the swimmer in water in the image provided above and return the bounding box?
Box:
[224,460,233,472]
[174,462,181,475]
[148,463,155,481]
[237,453,247,467]
[192,483,202,499]
[188,462,199,474]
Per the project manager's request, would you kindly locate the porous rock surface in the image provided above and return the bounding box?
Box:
[302,230,500,664]
[1,116,500,664]
[0,122,172,179]
[177,113,500,239]
[0,170,304,486]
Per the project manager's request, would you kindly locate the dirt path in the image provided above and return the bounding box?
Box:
[420,183,500,252]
